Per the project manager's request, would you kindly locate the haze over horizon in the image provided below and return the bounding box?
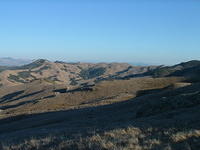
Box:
[0,0,200,65]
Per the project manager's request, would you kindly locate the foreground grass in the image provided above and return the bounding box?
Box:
[2,126,200,150]
[1,78,199,150]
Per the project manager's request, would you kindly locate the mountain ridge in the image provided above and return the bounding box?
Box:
[0,59,200,87]
[0,59,158,87]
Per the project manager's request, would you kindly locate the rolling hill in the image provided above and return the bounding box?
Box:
[147,60,200,82]
[0,59,157,87]
[0,60,199,150]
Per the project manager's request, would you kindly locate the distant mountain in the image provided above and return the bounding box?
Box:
[0,59,157,87]
[0,57,32,66]
[1,59,199,88]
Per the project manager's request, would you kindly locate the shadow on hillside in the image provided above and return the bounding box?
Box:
[0,90,24,103]
[53,85,94,94]
[0,83,200,150]
[0,99,38,110]
[0,90,44,104]
[136,87,167,97]
[12,90,44,101]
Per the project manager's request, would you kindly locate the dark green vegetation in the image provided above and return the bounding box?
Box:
[0,59,46,72]
[18,71,33,79]
[80,67,106,79]
[8,71,36,83]
[8,74,26,83]
[17,59,47,70]
[70,78,78,85]
[5,61,51,83]
[116,66,132,74]
[32,65,51,73]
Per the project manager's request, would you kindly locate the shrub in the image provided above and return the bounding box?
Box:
[80,67,106,79]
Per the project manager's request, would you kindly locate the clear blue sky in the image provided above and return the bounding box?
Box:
[0,0,200,65]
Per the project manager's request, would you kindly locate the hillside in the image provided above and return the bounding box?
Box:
[0,59,157,87]
[147,60,200,82]
[1,59,198,88]
[0,77,199,150]
[0,77,182,119]
[0,60,199,150]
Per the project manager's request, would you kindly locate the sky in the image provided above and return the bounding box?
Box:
[0,0,200,65]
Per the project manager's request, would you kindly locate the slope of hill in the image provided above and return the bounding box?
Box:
[0,78,199,150]
[0,59,157,87]
[0,60,199,150]
[147,60,200,82]
[0,77,182,118]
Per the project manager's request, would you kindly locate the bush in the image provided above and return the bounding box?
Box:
[80,67,106,80]
[8,74,26,83]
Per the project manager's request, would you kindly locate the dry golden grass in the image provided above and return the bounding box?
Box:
[2,127,200,150]
[171,129,200,142]
[0,77,183,118]
[1,76,197,150]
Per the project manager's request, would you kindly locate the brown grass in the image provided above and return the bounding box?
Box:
[0,77,183,118]
[1,76,196,150]
[2,127,200,150]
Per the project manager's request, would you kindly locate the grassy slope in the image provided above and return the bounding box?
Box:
[0,82,200,150]
[0,77,182,118]
[148,60,200,81]
[0,59,158,87]
[1,76,199,150]
[1,60,200,150]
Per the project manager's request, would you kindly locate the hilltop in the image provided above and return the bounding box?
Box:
[0,59,157,87]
